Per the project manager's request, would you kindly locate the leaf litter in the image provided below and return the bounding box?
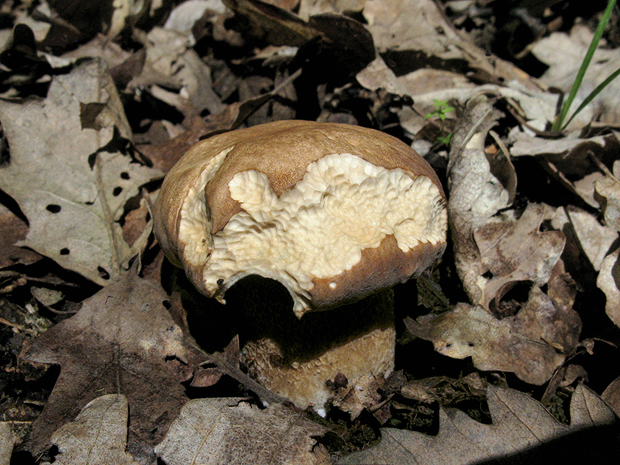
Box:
[0,0,620,464]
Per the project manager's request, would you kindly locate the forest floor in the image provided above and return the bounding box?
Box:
[1,1,620,464]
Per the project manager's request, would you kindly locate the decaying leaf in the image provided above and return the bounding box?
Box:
[42,395,139,465]
[596,174,620,231]
[331,375,383,419]
[25,271,188,461]
[0,58,162,285]
[407,283,581,385]
[340,384,619,465]
[224,0,375,81]
[155,398,329,465]
[474,203,565,311]
[0,422,14,465]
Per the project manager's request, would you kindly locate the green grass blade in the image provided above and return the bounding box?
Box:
[552,0,617,131]
[562,65,620,129]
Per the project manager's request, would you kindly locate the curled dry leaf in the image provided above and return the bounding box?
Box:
[355,57,556,141]
[223,0,321,46]
[448,98,513,306]
[298,0,365,19]
[41,395,139,465]
[155,398,329,465]
[340,384,618,465]
[0,205,41,269]
[407,284,581,385]
[331,375,384,419]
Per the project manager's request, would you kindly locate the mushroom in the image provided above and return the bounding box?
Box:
[154,120,447,414]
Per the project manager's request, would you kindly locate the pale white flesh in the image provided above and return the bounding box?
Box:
[180,152,447,317]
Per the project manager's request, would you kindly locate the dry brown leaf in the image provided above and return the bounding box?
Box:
[355,57,556,140]
[0,59,162,286]
[24,271,188,462]
[0,205,41,269]
[224,0,375,81]
[61,34,132,70]
[362,0,540,91]
[331,375,383,419]
[407,284,581,385]
[223,0,321,46]
[340,384,619,465]
[42,395,139,465]
[155,398,329,465]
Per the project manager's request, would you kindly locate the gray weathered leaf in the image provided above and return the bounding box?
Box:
[42,395,139,465]
[0,423,13,465]
[155,398,328,465]
[0,58,162,285]
[340,384,617,465]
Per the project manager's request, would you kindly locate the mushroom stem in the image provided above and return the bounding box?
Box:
[230,276,395,414]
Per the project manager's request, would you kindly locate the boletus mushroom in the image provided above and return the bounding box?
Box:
[154,120,447,415]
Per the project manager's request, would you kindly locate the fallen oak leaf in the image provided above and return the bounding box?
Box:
[24,271,188,462]
[339,383,619,465]
[155,398,329,465]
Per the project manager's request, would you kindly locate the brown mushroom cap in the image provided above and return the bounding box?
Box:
[154,120,447,317]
